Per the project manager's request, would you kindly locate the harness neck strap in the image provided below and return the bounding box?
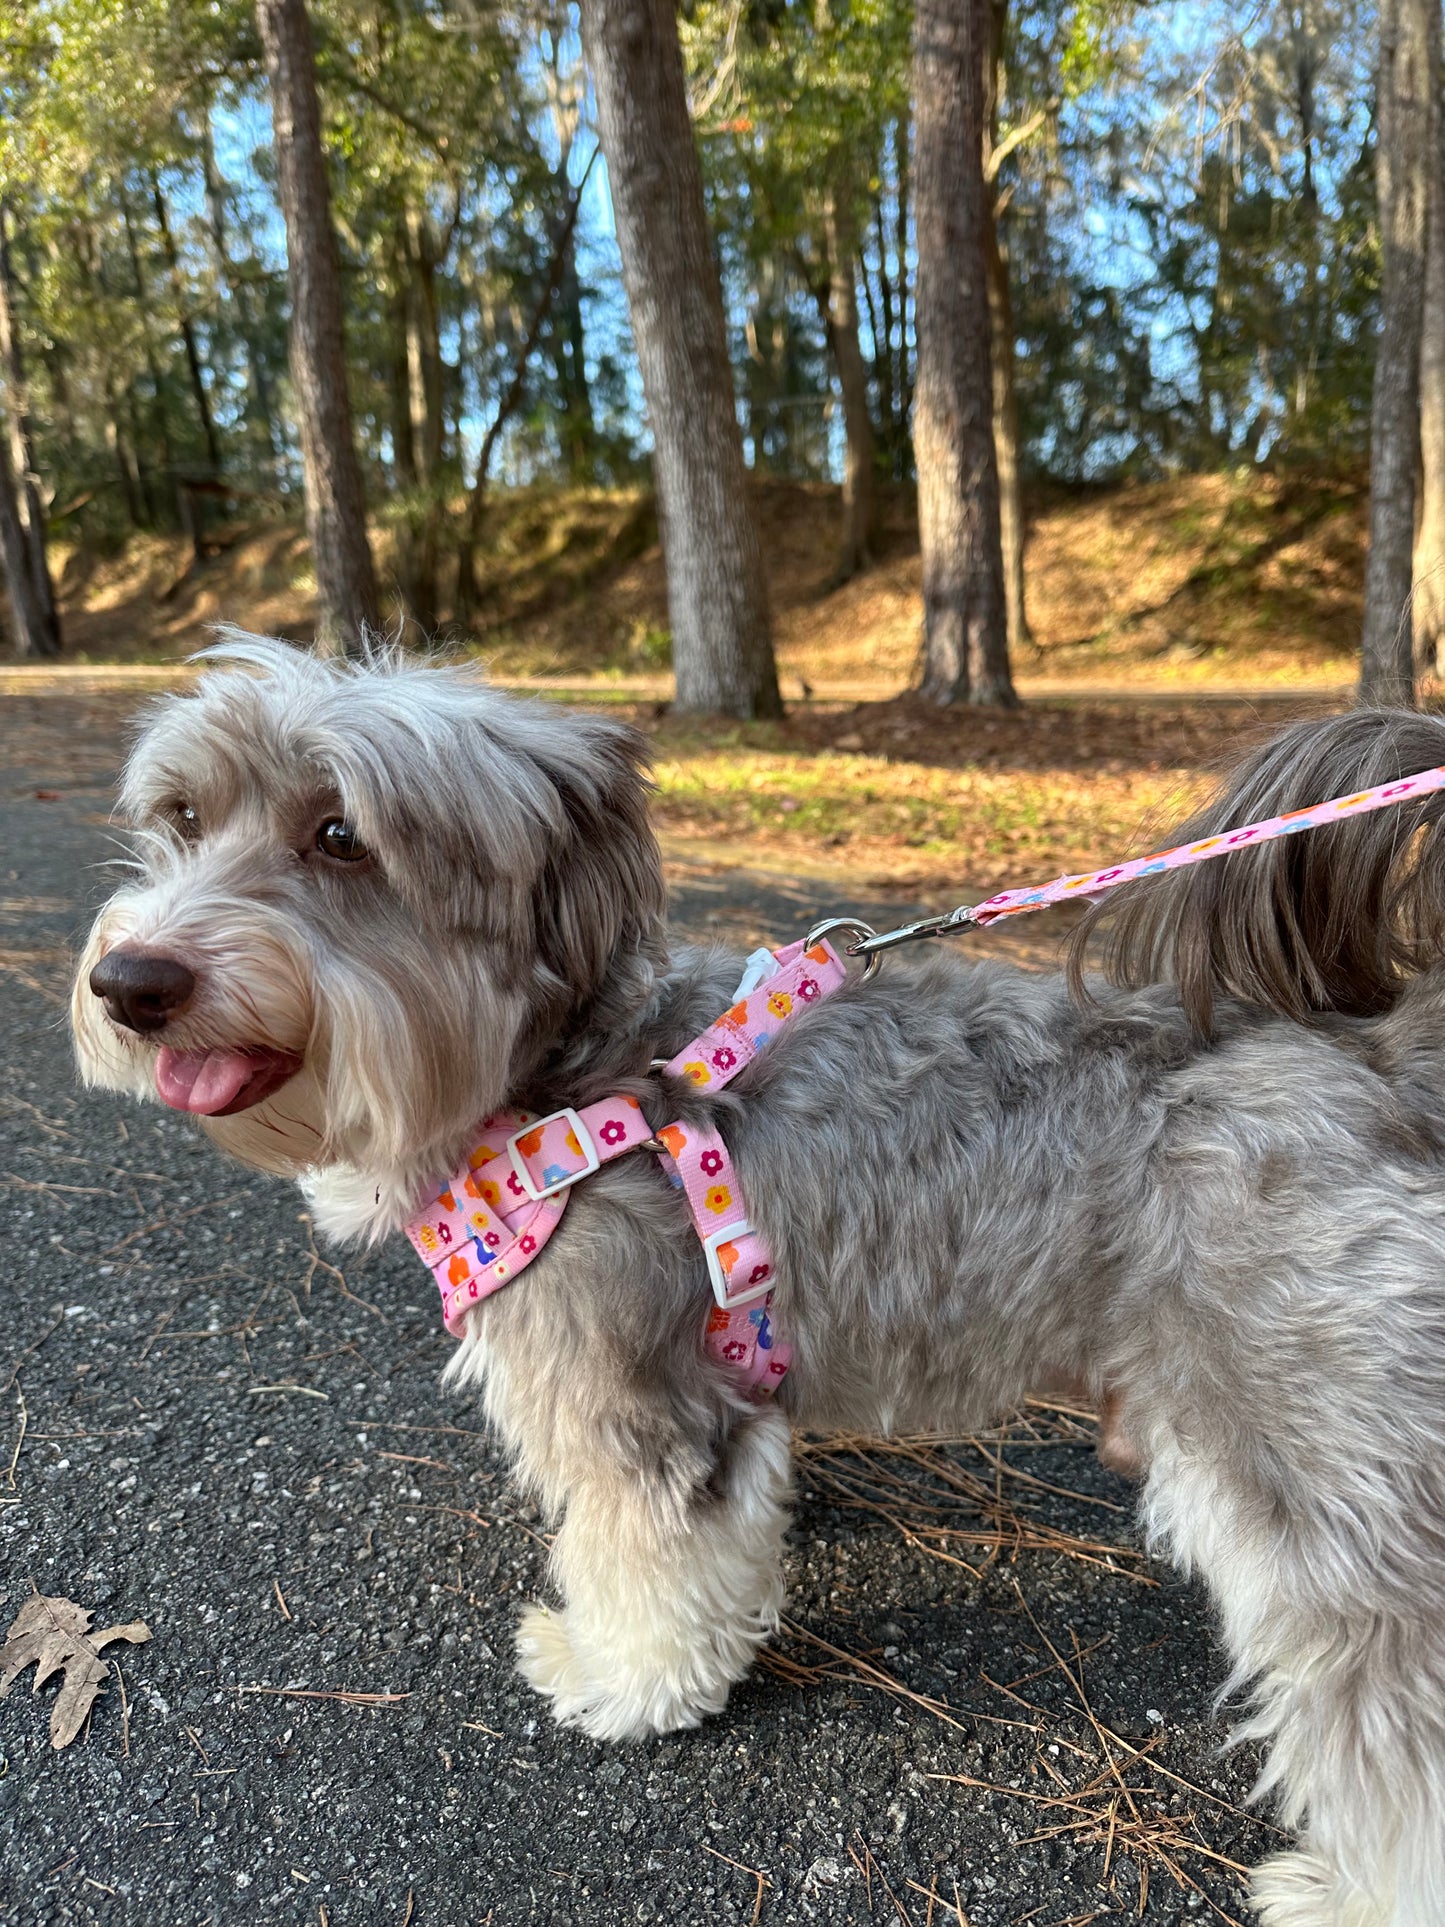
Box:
[404,1092,655,1336]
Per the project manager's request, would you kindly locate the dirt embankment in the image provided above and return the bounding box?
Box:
[38,468,1365,692]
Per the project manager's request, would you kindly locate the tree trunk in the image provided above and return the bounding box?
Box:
[386,242,426,627]
[0,209,60,654]
[579,0,781,718]
[912,0,1016,706]
[256,0,380,655]
[896,114,912,430]
[41,334,75,447]
[1294,29,1326,425]
[548,163,596,479]
[0,428,57,658]
[983,0,1031,657]
[387,207,443,634]
[985,210,1030,657]
[123,383,159,526]
[454,153,597,624]
[407,208,444,631]
[404,206,444,484]
[537,18,597,480]
[1360,0,1437,705]
[1415,27,1445,675]
[105,400,144,529]
[870,188,899,452]
[387,244,418,495]
[818,182,876,583]
[151,176,222,476]
[120,189,182,534]
[201,109,282,470]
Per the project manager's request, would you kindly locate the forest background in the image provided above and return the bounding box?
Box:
[2,0,1441,701]
[1,0,1443,737]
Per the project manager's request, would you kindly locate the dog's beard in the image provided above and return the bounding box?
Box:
[72,893,328,1177]
[72,881,530,1228]
[288,947,532,1240]
[200,1063,330,1178]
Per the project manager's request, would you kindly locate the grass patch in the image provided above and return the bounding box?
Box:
[650,745,1201,880]
[633,693,1285,888]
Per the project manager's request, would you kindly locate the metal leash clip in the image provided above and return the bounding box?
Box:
[845,906,980,959]
[806,906,987,976]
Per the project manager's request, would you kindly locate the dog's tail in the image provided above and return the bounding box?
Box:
[1066,707,1445,1033]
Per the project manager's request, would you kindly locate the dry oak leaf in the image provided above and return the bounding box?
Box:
[0,1593,152,1749]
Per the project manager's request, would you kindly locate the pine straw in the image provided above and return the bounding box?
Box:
[764,1609,1270,1923]
[765,1410,1278,1921]
[931,1588,1276,1925]
[793,1402,1153,1586]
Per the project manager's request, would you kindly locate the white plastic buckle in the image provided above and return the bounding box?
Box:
[506,1107,601,1201]
[731,946,781,1001]
[702,1220,771,1309]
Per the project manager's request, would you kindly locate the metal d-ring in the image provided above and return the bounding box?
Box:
[805,916,883,980]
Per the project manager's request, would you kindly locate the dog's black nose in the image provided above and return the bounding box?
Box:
[89,947,196,1034]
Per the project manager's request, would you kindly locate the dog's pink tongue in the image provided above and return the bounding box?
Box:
[155,1047,261,1116]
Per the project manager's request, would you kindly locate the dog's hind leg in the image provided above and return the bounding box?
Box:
[1242,1637,1445,1927]
[1144,1441,1445,1927]
[1249,1850,1421,1927]
[516,1403,793,1741]
[1243,1622,1445,1927]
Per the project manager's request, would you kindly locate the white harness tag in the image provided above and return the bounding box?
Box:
[731,947,782,1001]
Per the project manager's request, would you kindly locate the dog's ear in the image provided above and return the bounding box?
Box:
[525,713,669,1017]
[328,687,667,999]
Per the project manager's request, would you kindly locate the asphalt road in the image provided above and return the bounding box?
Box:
[0,688,1269,1927]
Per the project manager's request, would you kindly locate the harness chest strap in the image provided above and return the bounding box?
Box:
[403,1091,655,1326]
[403,938,849,1394]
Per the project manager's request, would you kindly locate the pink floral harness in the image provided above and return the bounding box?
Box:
[404,937,848,1397]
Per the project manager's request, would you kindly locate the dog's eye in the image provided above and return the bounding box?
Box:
[316,818,369,864]
[172,803,201,841]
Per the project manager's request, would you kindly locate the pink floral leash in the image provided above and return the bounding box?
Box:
[845,761,1445,961]
[406,758,1445,1393]
[404,937,848,1396]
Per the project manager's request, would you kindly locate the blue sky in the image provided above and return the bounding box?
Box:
[181,0,1376,485]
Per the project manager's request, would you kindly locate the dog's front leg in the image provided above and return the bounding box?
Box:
[516,1403,793,1742]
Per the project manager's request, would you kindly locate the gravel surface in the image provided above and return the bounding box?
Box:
[0,691,1271,1927]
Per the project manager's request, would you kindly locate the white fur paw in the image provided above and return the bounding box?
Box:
[1251,1850,1384,1927]
[516,1603,587,1702]
[514,1603,728,1742]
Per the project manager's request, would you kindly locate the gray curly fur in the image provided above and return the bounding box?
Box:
[72,639,1445,1925]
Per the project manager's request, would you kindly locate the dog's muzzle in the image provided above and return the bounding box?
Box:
[89,946,196,1034]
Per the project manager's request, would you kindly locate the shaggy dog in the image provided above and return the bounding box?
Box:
[72,636,1445,1926]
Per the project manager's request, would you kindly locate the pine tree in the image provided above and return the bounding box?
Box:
[256,0,380,655]
[1414,33,1445,675]
[913,0,1016,706]
[0,207,60,657]
[580,0,781,718]
[1359,0,1438,704]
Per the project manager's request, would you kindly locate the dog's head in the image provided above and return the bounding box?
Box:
[72,634,667,1216]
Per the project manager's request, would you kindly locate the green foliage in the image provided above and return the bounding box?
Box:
[0,0,1391,618]
[684,0,912,477]
[1004,0,1379,478]
[1058,0,1117,94]
[0,0,638,568]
